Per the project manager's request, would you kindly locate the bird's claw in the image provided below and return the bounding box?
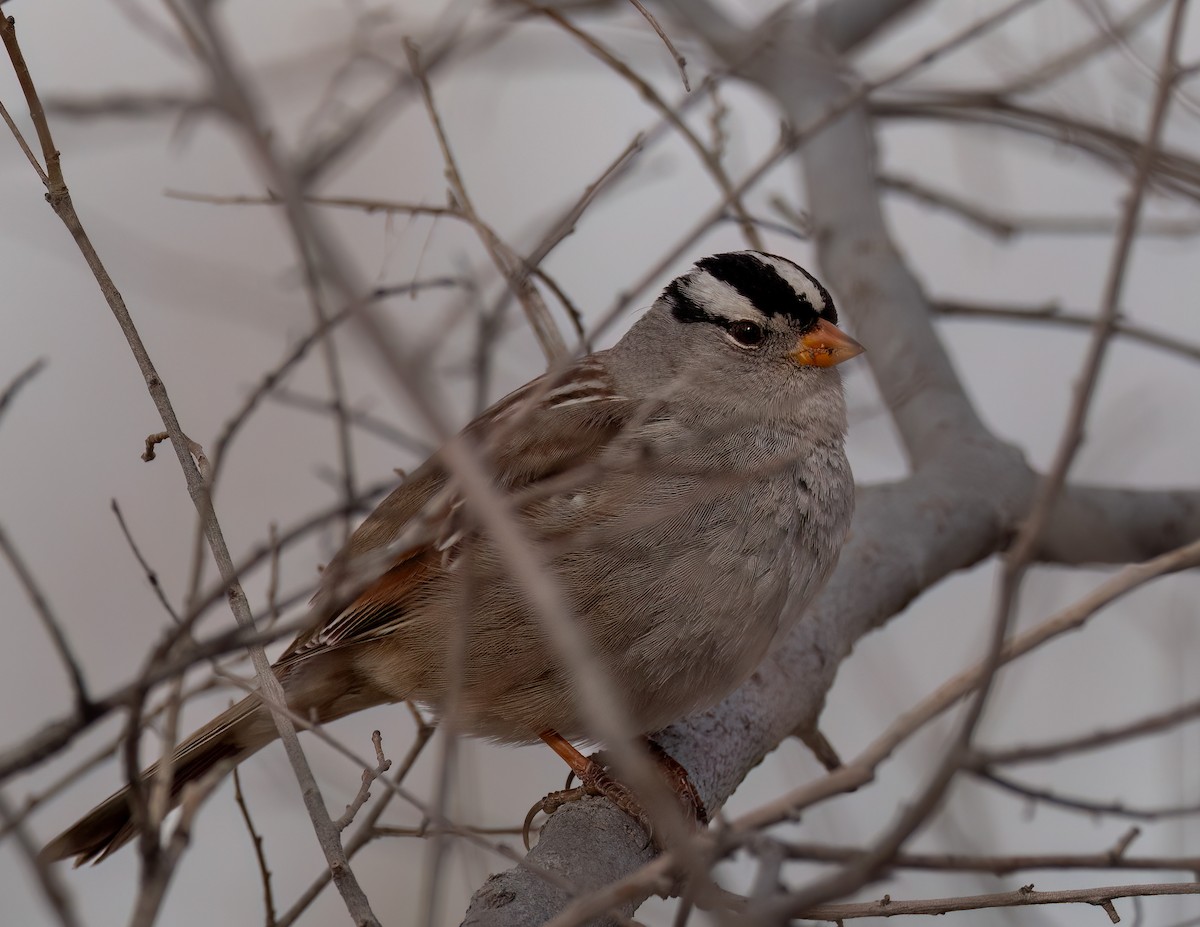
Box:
[525,746,706,850]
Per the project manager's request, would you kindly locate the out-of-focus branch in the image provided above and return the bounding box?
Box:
[0,793,80,927]
[997,0,1173,95]
[872,94,1200,203]
[0,525,91,716]
[404,39,568,362]
[934,299,1200,365]
[0,357,45,425]
[882,172,1200,240]
[525,2,762,248]
[977,695,1200,766]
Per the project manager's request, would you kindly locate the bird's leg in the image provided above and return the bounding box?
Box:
[523,731,707,850]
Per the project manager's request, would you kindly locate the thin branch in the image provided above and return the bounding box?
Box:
[527,2,761,248]
[207,276,460,488]
[997,0,1173,95]
[334,731,392,832]
[111,499,183,624]
[267,386,433,456]
[275,718,435,927]
[972,768,1200,821]
[872,94,1200,203]
[881,172,1200,239]
[0,524,91,715]
[166,188,461,219]
[0,357,45,425]
[933,299,1200,365]
[627,0,690,91]
[403,38,567,361]
[779,835,1200,876]
[125,762,233,927]
[976,694,1200,766]
[2,12,382,915]
[232,767,277,927]
[0,792,81,927]
[800,880,1200,922]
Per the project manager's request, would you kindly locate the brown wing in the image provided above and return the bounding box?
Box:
[276,357,636,667]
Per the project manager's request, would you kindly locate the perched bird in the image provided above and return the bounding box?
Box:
[43,250,861,864]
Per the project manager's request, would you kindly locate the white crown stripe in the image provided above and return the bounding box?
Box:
[683,272,762,323]
[753,253,828,314]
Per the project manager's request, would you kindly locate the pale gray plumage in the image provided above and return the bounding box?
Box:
[43,250,860,865]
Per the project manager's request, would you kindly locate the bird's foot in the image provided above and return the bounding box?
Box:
[524,740,707,850]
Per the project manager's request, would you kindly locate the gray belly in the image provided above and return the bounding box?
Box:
[446,476,806,741]
[387,454,849,745]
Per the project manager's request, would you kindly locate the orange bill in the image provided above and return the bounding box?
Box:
[789,318,865,368]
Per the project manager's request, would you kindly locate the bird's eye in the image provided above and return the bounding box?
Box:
[728,320,765,346]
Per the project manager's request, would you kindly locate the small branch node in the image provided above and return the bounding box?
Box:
[335,731,392,832]
[142,431,170,461]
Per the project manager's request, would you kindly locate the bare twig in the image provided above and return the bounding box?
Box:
[335,731,392,832]
[207,276,459,489]
[275,718,436,927]
[0,357,45,426]
[976,694,1200,766]
[1,10,380,919]
[232,767,277,927]
[972,768,1200,821]
[126,763,233,927]
[872,94,1200,203]
[799,881,1200,921]
[111,499,183,624]
[526,2,761,248]
[0,792,80,927]
[267,386,433,456]
[404,38,567,361]
[0,524,91,715]
[881,172,1200,239]
[627,0,690,91]
[997,0,1173,95]
[779,836,1200,876]
[933,299,1200,365]
[166,188,460,219]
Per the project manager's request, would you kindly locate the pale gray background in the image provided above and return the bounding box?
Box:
[2,1,1198,924]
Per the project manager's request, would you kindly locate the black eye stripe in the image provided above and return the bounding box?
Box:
[666,278,711,325]
[666,281,761,339]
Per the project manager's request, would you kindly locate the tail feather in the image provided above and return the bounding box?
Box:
[40,696,274,866]
[41,647,393,866]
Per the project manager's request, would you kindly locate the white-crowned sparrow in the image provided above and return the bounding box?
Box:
[44,250,861,864]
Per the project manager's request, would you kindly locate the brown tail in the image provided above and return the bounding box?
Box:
[42,644,394,866]
[40,694,278,866]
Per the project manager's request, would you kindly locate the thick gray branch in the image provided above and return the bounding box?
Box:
[1041,483,1200,565]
